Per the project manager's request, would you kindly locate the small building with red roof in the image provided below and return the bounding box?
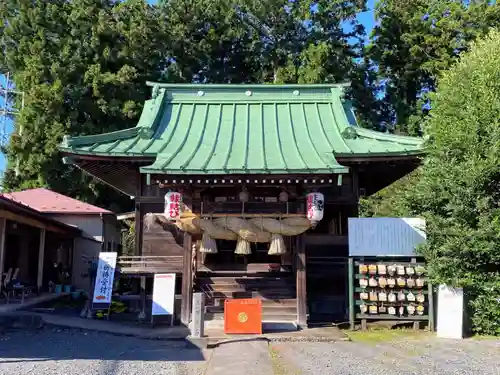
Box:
[2,188,112,215]
[0,188,120,293]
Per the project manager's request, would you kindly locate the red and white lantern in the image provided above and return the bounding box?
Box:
[164,191,183,219]
[306,192,324,224]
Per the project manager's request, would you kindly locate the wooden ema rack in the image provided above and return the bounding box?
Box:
[348,257,435,331]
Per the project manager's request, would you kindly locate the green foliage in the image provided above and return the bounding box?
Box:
[359,173,415,218]
[359,0,500,217]
[121,221,136,256]
[161,0,367,84]
[1,0,368,208]
[0,0,167,209]
[400,30,500,335]
[366,0,500,134]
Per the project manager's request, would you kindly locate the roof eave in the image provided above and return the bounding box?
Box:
[0,196,82,236]
[139,167,350,175]
[58,88,166,152]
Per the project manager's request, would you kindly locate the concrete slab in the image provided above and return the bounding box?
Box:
[205,325,349,346]
[19,312,191,341]
[11,310,348,349]
[205,340,274,375]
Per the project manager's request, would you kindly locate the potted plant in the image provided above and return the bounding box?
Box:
[63,269,72,293]
[53,263,64,293]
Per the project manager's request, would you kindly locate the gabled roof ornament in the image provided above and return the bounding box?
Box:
[341,126,358,140]
[152,84,160,99]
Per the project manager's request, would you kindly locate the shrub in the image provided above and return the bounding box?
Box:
[401,29,500,335]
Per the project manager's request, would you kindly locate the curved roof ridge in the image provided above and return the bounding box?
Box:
[355,127,424,146]
[145,81,351,89]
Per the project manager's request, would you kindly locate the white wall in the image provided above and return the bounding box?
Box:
[50,214,105,241]
[49,214,121,247]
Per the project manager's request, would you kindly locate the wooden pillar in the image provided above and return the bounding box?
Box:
[352,167,360,217]
[180,231,193,326]
[135,171,143,256]
[348,257,355,330]
[0,218,6,294]
[296,234,307,328]
[37,228,46,290]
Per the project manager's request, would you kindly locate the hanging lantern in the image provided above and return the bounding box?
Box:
[306,192,324,226]
[164,191,183,219]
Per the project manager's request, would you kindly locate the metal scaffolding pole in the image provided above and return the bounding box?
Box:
[0,71,24,147]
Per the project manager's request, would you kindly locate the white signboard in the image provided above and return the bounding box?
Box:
[348,217,426,256]
[152,273,176,316]
[437,285,464,339]
[92,252,117,304]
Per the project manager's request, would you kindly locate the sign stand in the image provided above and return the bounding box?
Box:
[91,252,118,320]
[151,273,176,328]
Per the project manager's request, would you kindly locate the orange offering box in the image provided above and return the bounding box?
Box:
[224,298,263,335]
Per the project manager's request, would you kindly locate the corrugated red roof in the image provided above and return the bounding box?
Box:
[1,188,112,214]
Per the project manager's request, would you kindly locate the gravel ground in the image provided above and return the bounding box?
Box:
[271,336,500,375]
[0,327,209,375]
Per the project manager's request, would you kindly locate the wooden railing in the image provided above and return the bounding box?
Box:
[117,255,183,274]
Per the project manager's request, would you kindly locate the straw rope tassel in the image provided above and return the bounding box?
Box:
[268,218,287,255]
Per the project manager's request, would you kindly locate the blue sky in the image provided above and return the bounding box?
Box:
[0,0,376,173]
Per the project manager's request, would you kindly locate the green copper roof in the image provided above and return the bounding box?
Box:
[59,83,423,175]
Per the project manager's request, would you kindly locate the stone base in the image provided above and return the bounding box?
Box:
[203,319,298,332]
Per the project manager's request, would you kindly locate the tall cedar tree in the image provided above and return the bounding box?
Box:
[0,0,168,209]
[160,0,368,84]
[367,0,500,135]
[1,0,367,209]
[360,0,500,218]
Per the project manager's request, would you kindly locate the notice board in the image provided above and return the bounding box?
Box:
[152,273,176,316]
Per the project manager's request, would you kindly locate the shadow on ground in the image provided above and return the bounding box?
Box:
[0,327,207,364]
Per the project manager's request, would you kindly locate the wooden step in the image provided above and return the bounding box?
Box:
[197,285,294,292]
[199,290,296,300]
[197,276,294,285]
[205,297,296,307]
[205,312,297,322]
[206,304,297,314]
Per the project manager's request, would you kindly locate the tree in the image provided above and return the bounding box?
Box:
[359,0,500,219]
[1,0,369,208]
[0,0,168,209]
[400,29,500,335]
[364,0,500,134]
[160,0,368,84]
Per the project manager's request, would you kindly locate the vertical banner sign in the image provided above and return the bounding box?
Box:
[92,252,117,308]
[152,273,176,316]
